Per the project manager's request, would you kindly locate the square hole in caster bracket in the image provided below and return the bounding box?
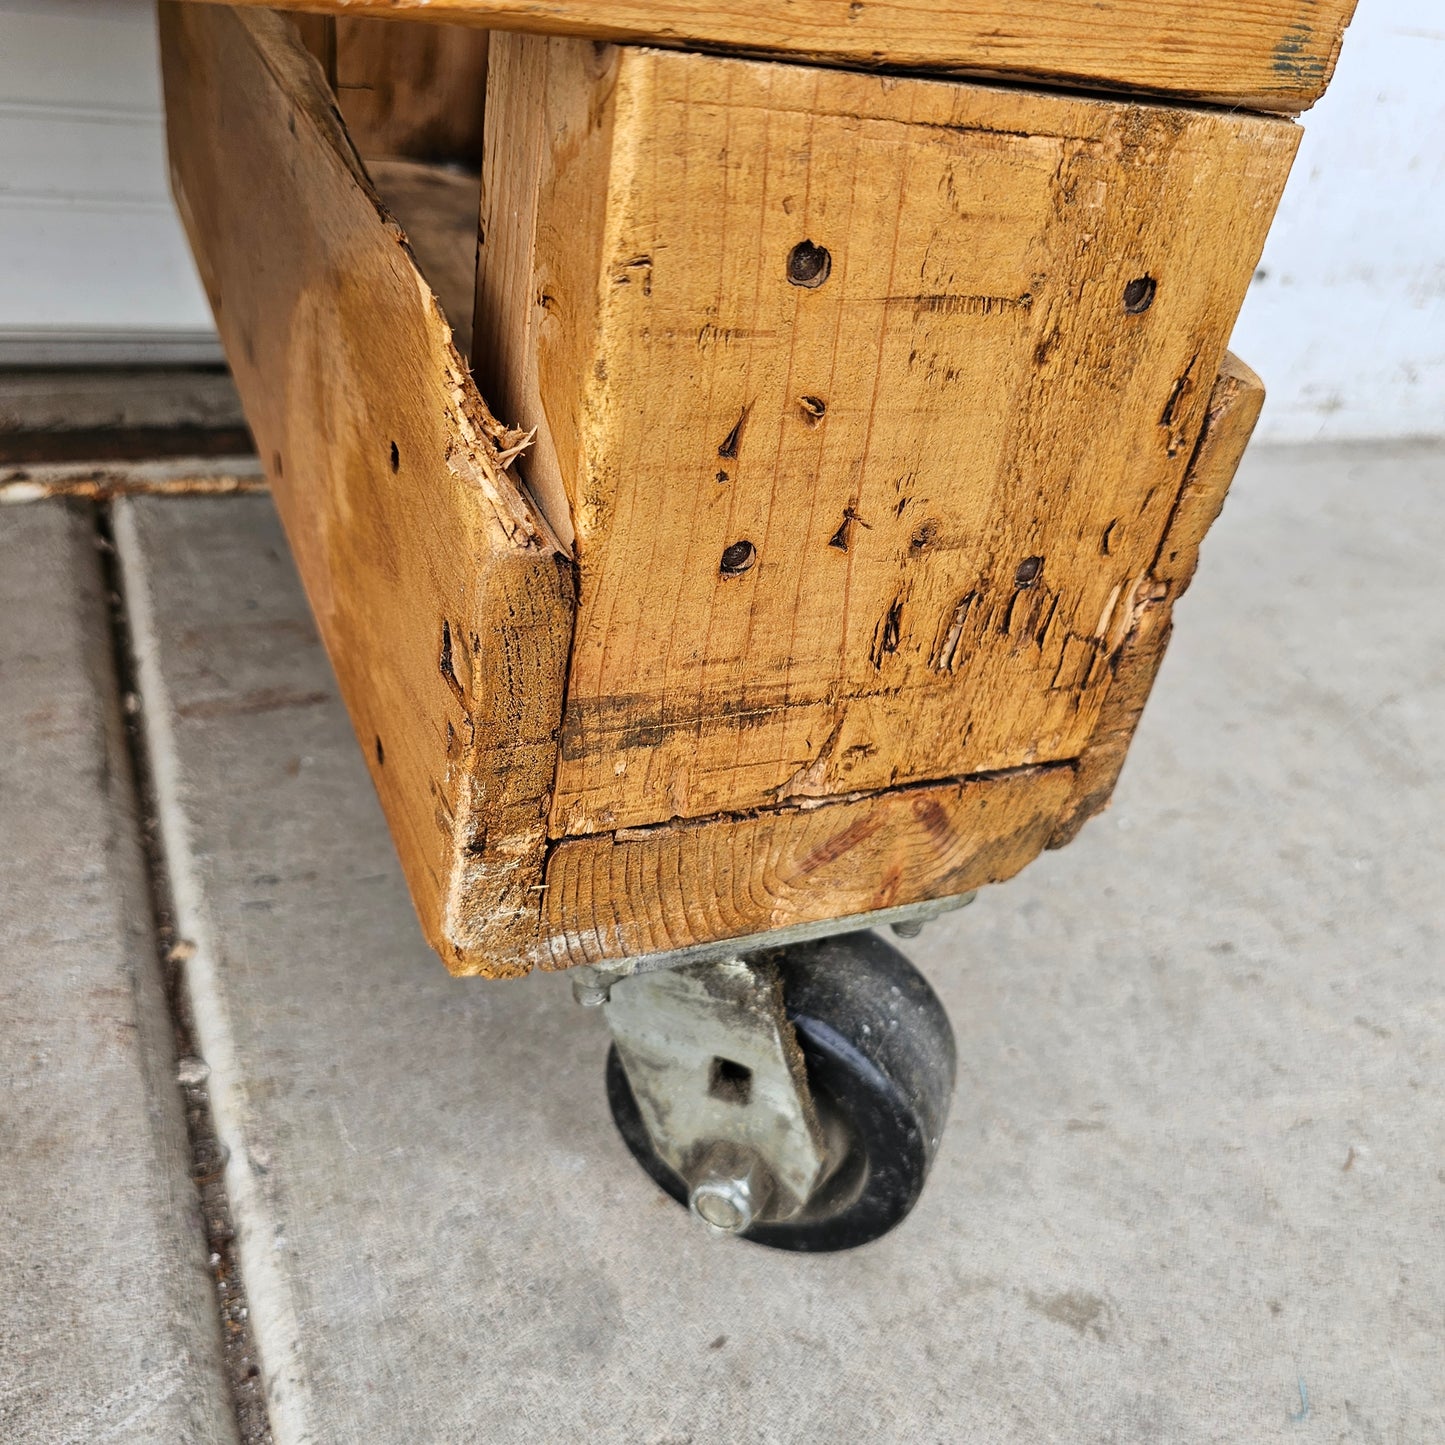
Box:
[708,1057,753,1106]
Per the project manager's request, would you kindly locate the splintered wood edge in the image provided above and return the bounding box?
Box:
[1046,354,1265,848]
[165,0,1358,113]
[160,3,572,975]
[479,354,1261,977]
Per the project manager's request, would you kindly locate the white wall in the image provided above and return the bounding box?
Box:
[0,1,1438,439]
[1232,1,1445,441]
[0,0,216,363]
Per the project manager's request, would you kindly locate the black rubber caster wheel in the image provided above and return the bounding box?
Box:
[606,929,957,1252]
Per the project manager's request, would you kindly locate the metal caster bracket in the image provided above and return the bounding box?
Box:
[583,894,973,1243]
[571,889,976,1005]
[604,956,828,1232]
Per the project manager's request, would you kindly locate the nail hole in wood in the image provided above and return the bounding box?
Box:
[438,618,464,703]
[798,395,827,426]
[1123,276,1156,314]
[389,440,400,472]
[1015,555,1043,587]
[720,540,756,576]
[787,240,831,289]
[829,505,867,552]
[718,405,750,459]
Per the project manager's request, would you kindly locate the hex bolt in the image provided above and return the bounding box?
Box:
[686,1141,774,1236]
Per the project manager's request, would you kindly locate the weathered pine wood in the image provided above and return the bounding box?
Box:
[471,36,608,549]
[540,764,1075,968]
[536,354,1264,968]
[1048,353,1266,847]
[368,159,482,356]
[163,14,1297,977]
[477,37,1299,842]
[176,0,1356,113]
[294,18,488,164]
[539,344,1258,971]
[334,20,490,165]
[159,2,572,975]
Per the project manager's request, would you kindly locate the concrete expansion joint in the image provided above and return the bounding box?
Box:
[94,500,275,1445]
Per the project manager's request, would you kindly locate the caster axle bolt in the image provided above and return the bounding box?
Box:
[687,1141,774,1236]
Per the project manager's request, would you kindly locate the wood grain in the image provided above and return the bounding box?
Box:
[291,16,487,350]
[334,19,490,165]
[160,2,572,974]
[533,357,1263,969]
[1048,353,1266,846]
[540,764,1076,968]
[477,37,1298,840]
[472,36,614,549]
[165,13,1293,977]
[175,0,1357,113]
[539,343,1257,966]
[368,159,481,357]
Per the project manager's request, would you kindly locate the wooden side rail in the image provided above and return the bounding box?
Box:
[161,5,572,972]
[171,0,1356,113]
[163,4,1282,975]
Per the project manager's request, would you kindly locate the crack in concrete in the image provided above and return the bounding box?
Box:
[95,501,274,1445]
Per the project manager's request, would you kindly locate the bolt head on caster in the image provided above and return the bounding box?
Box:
[687,1140,773,1235]
[602,929,957,1253]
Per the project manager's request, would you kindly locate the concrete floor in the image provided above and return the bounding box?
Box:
[0,504,232,1443]
[1,442,1442,1442]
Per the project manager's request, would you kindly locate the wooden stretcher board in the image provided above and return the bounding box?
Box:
[169,0,1357,112]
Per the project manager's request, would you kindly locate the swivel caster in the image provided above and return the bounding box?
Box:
[598,929,957,1252]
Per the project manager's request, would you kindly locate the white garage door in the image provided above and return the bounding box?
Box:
[0,0,218,364]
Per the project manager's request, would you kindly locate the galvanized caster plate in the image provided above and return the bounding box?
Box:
[605,930,956,1252]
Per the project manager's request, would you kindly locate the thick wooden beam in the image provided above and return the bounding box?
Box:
[477,36,1298,842]
[529,353,1267,970]
[534,356,1266,968]
[540,764,1075,968]
[174,0,1356,114]
[159,2,572,975]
